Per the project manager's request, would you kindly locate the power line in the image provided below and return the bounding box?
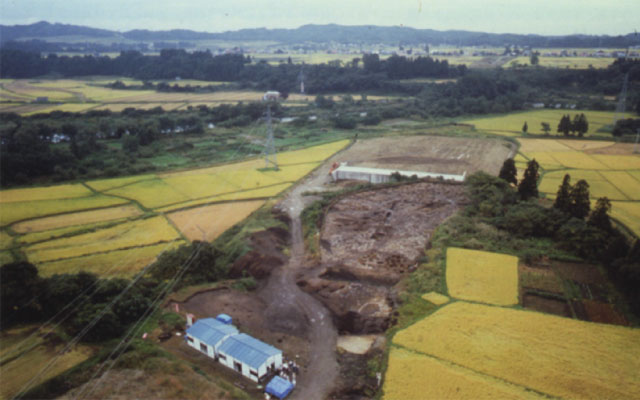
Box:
[11,115,267,398]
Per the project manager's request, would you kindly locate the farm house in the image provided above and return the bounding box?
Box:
[185,315,284,383]
[330,163,466,184]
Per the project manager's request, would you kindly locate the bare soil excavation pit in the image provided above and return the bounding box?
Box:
[300,181,466,334]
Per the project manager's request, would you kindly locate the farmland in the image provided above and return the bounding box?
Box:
[446,248,519,306]
[464,109,632,137]
[386,301,640,399]
[0,140,349,277]
[0,326,93,400]
[515,138,640,235]
[0,78,397,116]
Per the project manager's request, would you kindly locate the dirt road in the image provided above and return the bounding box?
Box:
[259,160,341,400]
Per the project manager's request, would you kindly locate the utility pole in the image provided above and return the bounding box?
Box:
[634,128,640,154]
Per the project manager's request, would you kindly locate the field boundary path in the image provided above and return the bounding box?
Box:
[259,158,343,400]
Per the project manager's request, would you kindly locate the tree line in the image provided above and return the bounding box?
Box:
[496,159,639,314]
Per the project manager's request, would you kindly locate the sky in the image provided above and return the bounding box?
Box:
[1,0,639,36]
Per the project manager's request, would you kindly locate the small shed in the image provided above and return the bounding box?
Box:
[185,318,238,359]
[265,376,294,399]
[217,333,283,382]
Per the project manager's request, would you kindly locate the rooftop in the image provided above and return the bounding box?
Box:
[218,333,281,370]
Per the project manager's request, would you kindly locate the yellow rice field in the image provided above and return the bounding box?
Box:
[0,231,13,250]
[465,110,631,137]
[420,291,450,306]
[393,301,640,399]
[0,327,93,400]
[0,184,93,203]
[446,248,519,306]
[12,205,143,233]
[610,202,640,236]
[156,183,291,213]
[506,56,616,69]
[38,241,185,278]
[17,220,126,245]
[515,138,640,235]
[0,195,127,226]
[86,175,156,192]
[384,347,543,400]
[168,200,265,242]
[26,216,181,263]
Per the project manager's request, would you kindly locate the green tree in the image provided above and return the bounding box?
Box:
[522,121,528,133]
[588,197,612,232]
[569,179,591,219]
[530,52,540,66]
[575,113,589,137]
[518,159,540,200]
[498,158,518,185]
[541,122,551,135]
[0,262,43,327]
[553,174,573,213]
[557,115,571,136]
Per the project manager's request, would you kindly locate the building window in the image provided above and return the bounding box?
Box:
[200,343,208,352]
[219,354,226,360]
[187,336,194,343]
[250,370,258,377]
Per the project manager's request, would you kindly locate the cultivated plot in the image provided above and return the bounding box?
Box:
[167,200,265,242]
[391,301,640,399]
[465,110,631,137]
[446,248,519,306]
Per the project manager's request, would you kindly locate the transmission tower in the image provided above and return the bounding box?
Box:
[613,72,629,126]
[298,65,305,94]
[262,91,279,169]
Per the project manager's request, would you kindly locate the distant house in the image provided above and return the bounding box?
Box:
[185,315,283,383]
[35,97,48,103]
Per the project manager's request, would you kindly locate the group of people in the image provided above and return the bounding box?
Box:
[279,359,299,384]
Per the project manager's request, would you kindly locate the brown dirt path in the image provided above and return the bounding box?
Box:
[259,154,344,400]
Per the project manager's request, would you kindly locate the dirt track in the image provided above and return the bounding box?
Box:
[263,158,343,400]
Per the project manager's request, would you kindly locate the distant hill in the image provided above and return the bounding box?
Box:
[1,21,639,48]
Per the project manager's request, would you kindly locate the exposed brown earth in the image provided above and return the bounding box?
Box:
[299,181,466,334]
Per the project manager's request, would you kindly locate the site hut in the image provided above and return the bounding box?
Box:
[217,333,283,383]
[185,317,239,360]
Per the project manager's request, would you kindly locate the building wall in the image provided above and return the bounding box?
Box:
[186,335,216,358]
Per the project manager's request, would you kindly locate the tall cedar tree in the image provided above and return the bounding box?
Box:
[557,114,571,136]
[518,159,540,200]
[554,174,572,213]
[588,197,612,232]
[522,121,528,133]
[575,113,589,137]
[499,158,518,185]
[570,179,591,219]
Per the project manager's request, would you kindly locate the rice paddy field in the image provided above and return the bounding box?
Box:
[506,56,617,69]
[446,248,519,306]
[464,109,632,137]
[0,78,397,115]
[386,301,640,400]
[0,325,93,400]
[515,138,640,236]
[0,140,348,277]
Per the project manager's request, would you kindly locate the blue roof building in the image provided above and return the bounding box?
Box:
[185,317,284,383]
[185,318,238,359]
